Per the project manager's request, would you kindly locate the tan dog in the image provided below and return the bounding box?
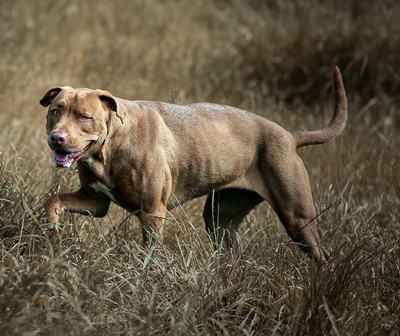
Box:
[40,67,347,265]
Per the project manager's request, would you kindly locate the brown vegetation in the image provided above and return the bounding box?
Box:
[1,0,399,334]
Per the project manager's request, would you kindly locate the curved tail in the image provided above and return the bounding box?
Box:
[292,66,348,148]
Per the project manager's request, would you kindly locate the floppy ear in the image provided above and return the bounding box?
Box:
[99,91,124,124]
[39,87,63,107]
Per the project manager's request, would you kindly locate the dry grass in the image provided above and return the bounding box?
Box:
[1,0,399,335]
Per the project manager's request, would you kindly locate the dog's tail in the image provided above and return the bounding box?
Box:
[292,66,348,148]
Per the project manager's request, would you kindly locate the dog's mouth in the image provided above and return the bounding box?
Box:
[53,143,92,168]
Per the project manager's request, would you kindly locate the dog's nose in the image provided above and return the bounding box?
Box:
[50,132,67,146]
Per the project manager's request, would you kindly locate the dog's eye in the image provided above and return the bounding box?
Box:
[51,109,59,116]
[79,115,92,121]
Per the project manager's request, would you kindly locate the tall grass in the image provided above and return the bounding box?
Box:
[1,0,399,334]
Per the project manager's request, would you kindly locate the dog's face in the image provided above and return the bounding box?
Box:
[40,87,117,168]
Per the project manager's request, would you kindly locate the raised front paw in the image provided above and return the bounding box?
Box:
[42,199,62,239]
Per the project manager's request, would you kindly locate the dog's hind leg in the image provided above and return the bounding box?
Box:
[262,153,331,265]
[203,188,263,249]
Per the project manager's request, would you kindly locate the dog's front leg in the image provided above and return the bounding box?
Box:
[138,206,167,248]
[44,188,111,238]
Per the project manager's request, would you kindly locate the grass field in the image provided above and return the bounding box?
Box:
[1,0,399,335]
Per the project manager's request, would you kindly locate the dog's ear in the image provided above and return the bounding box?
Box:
[99,91,124,124]
[39,87,63,107]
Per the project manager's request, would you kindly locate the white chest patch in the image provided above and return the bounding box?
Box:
[83,157,94,168]
[90,181,117,203]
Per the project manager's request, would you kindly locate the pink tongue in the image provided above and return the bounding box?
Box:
[54,150,74,167]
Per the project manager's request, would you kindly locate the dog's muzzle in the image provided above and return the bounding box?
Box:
[52,143,92,168]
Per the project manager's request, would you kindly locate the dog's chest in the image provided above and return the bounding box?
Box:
[81,159,139,211]
[90,180,117,203]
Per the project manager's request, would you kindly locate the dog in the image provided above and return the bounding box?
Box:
[40,67,347,266]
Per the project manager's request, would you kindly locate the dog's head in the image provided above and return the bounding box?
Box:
[40,86,124,168]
